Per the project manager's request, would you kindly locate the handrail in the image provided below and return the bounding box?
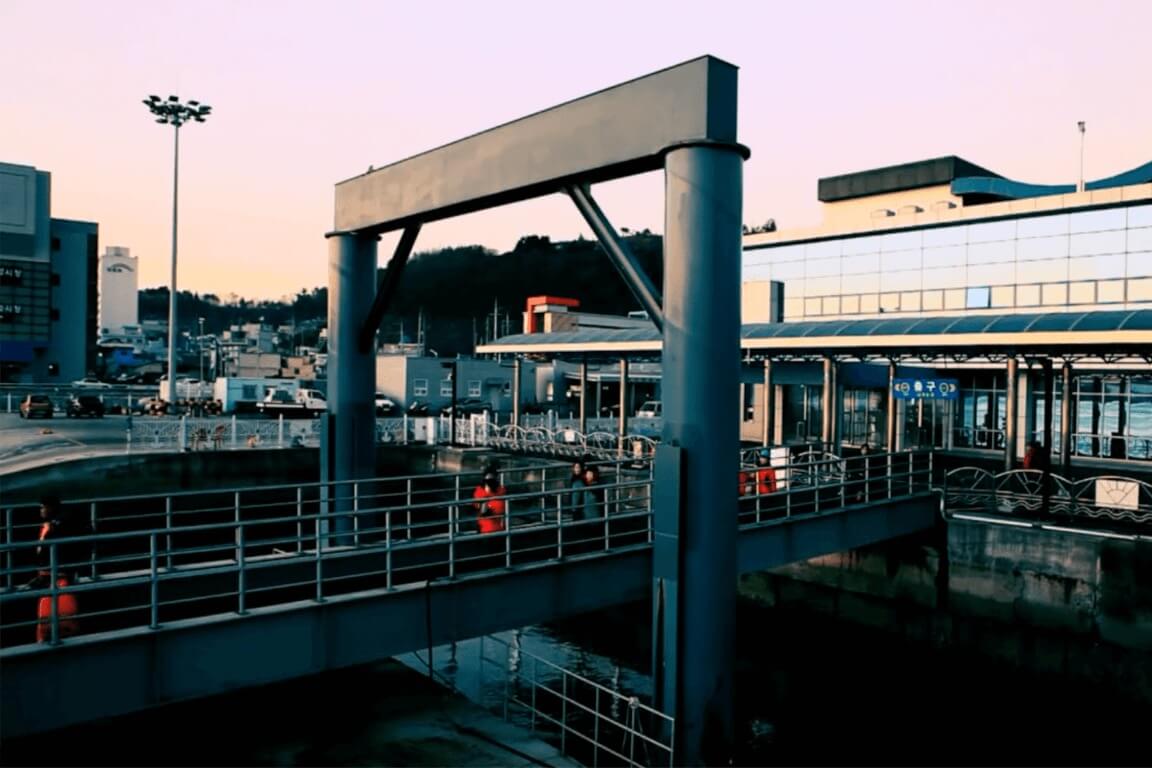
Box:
[1,452,936,649]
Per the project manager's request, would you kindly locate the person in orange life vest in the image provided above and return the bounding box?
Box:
[36,575,80,643]
[473,468,507,534]
[755,450,778,495]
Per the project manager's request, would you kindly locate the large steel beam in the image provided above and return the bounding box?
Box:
[656,140,746,766]
[324,233,378,545]
[359,225,420,353]
[333,57,738,234]
[567,185,664,331]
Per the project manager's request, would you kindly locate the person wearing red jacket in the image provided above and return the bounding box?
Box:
[473,469,507,534]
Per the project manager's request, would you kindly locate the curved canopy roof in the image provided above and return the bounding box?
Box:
[478,309,1152,360]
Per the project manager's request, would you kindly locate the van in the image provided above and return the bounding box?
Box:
[636,400,662,418]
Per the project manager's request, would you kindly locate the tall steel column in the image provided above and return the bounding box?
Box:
[1004,357,1019,471]
[618,357,629,441]
[653,141,744,766]
[1041,358,1055,513]
[513,358,522,427]
[324,232,377,545]
[822,356,834,449]
[579,359,588,435]
[761,360,773,447]
[1061,362,1074,474]
[886,360,897,452]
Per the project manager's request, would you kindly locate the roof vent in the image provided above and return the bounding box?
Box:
[898,204,924,215]
[870,208,895,219]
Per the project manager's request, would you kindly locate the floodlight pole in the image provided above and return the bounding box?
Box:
[167,121,180,395]
[143,95,211,401]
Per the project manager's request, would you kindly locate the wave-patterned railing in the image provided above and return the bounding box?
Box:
[944,467,1152,528]
[486,425,659,461]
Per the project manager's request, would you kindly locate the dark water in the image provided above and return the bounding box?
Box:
[4,596,1149,767]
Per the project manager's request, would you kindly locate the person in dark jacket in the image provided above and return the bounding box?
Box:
[578,465,605,521]
[568,456,589,517]
[30,495,93,587]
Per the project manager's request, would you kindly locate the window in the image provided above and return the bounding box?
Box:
[502,381,512,396]
[413,378,428,397]
[467,380,482,397]
[965,286,991,309]
[50,237,60,251]
[1067,375,1151,460]
[440,378,453,396]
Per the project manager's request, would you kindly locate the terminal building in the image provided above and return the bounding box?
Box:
[481,156,1152,469]
[0,161,99,383]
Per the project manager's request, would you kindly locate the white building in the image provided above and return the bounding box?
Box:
[98,246,138,335]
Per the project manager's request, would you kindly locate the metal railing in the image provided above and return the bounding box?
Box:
[943,466,1152,530]
[0,451,936,650]
[473,633,674,768]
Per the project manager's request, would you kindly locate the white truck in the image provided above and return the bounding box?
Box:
[256,387,327,418]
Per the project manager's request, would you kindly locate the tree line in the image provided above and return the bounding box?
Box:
[139,232,664,356]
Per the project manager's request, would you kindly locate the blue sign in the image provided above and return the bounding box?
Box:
[892,378,959,400]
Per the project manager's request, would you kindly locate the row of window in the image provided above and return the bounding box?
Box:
[411,379,501,398]
[749,249,1148,287]
[747,204,1152,265]
[744,204,1152,320]
[785,275,1152,318]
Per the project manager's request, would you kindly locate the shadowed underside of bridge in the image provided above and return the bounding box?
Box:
[1,493,936,739]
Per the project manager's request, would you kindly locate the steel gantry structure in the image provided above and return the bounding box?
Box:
[324,56,748,765]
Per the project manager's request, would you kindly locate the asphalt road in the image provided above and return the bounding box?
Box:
[0,412,138,467]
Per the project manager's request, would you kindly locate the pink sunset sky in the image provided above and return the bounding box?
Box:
[2,0,1149,301]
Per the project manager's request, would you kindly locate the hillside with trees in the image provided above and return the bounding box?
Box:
[140,232,663,356]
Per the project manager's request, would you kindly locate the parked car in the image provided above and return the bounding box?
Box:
[19,394,54,419]
[442,398,492,416]
[72,376,111,388]
[375,394,397,416]
[67,394,105,418]
[636,400,662,418]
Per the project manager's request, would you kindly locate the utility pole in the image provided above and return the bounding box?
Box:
[1077,121,1087,193]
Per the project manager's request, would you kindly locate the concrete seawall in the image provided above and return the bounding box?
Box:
[740,520,1152,702]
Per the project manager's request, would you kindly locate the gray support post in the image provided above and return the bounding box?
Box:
[512,358,522,428]
[886,360,897,452]
[1042,358,1055,460]
[1061,361,1074,474]
[761,360,772,447]
[618,358,629,443]
[1041,357,1055,514]
[830,358,840,448]
[324,232,378,546]
[579,359,588,436]
[1004,357,1018,471]
[655,141,744,767]
[821,356,834,450]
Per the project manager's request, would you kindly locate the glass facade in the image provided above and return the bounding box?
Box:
[1038,374,1152,461]
[744,203,1152,320]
